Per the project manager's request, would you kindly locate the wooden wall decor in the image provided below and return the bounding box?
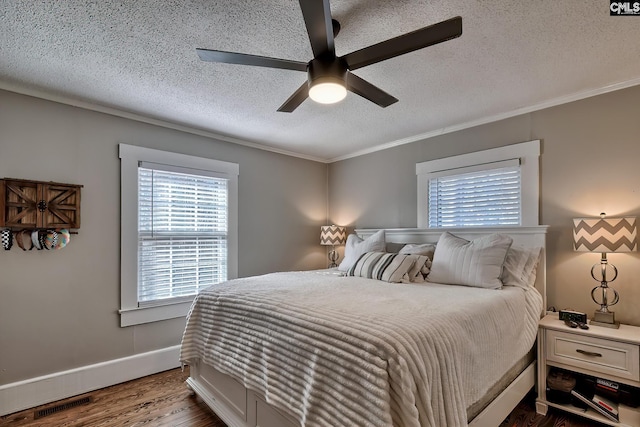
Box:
[0,178,82,230]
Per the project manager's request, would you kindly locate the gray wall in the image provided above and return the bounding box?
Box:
[0,89,328,385]
[329,85,640,327]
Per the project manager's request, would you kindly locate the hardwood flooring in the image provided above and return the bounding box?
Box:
[1,368,605,427]
[499,392,605,427]
[0,368,225,427]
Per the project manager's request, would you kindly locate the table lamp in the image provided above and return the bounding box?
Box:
[320,225,347,268]
[573,213,637,328]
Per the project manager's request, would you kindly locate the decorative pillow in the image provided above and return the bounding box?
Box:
[403,254,432,283]
[348,251,417,283]
[524,248,542,288]
[501,246,541,288]
[399,243,436,259]
[427,232,513,289]
[338,230,386,271]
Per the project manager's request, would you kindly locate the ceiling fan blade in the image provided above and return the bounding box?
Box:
[343,16,462,71]
[299,0,335,57]
[277,82,309,112]
[347,73,398,108]
[196,48,308,72]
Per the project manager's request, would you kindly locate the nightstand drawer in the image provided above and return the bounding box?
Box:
[546,329,640,381]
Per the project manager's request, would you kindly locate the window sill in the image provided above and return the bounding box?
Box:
[119,300,194,327]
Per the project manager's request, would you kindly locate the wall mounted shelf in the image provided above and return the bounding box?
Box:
[0,178,82,231]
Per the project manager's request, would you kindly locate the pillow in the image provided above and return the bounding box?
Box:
[501,246,542,288]
[399,243,436,259]
[427,232,513,289]
[524,248,542,288]
[403,254,432,283]
[348,251,416,283]
[338,230,386,271]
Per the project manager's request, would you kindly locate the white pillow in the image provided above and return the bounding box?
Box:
[427,232,513,289]
[348,251,416,283]
[338,230,386,271]
[501,246,542,288]
[524,248,542,287]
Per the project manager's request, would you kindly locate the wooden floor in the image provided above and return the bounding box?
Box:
[0,368,225,427]
[1,368,604,427]
[499,393,605,427]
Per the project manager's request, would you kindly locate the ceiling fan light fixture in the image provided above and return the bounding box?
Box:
[197,0,462,113]
[309,77,347,104]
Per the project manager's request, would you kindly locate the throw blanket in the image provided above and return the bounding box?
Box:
[180,270,542,427]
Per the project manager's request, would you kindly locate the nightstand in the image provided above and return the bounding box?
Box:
[536,314,640,426]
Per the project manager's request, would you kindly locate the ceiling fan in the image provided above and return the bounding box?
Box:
[196,0,462,112]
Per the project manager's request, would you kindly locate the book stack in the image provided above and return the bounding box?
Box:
[571,389,619,422]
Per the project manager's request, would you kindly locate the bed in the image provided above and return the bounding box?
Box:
[180,226,548,427]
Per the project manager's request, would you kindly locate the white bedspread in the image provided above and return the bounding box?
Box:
[180,270,542,427]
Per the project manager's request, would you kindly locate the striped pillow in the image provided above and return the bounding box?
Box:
[348,252,417,283]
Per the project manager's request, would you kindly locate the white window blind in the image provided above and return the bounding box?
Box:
[428,162,521,227]
[137,164,228,305]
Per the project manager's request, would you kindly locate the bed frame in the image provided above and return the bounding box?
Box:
[186,226,548,427]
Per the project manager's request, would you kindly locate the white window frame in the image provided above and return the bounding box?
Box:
[416,140,540,228]
[119,144,239,327]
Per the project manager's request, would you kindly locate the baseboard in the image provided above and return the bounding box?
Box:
[0,345,181,417]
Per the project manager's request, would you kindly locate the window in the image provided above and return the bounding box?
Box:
[428,160,521,227]
[119,144,238,326]
[416,140,540,228]
[137,165,229,304]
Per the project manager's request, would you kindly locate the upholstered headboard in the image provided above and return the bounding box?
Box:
[355,226,549,316]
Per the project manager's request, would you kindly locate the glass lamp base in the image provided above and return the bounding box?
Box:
[327,248,339,268]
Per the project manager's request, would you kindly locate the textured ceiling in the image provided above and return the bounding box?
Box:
[2,1,640,162]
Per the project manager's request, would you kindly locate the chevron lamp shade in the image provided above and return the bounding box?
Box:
[573,216,638,253]
[320,225,347,246]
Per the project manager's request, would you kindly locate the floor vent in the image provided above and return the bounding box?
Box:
[34,396,93,419]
